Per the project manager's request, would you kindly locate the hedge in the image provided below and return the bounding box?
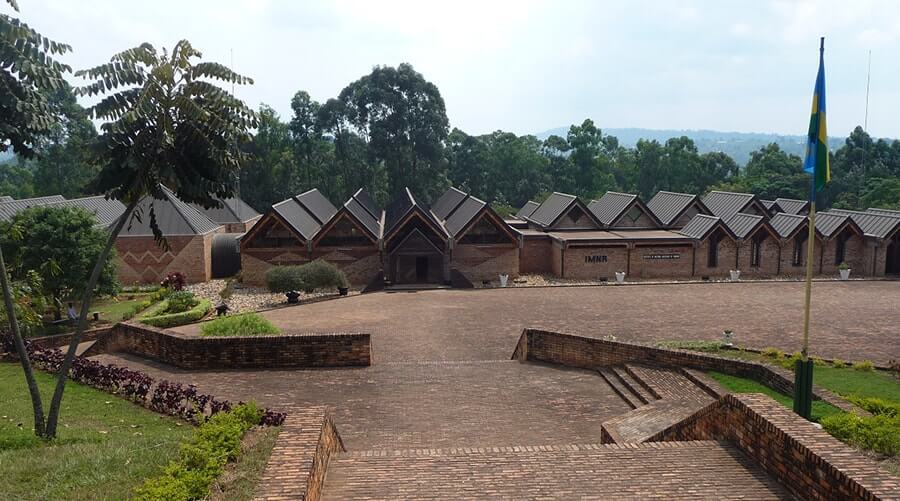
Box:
[265,259,348,294]
[200,313,281,337]
[140,299,212,328]
[133,403,264,500]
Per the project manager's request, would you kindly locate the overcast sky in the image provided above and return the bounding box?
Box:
[18,0,900,138]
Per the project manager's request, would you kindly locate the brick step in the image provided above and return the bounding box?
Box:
[600,398,710,444]
[75,340,97,357]
[611,365,657,404]
[323,441,790,500]
[597,367,641,409]
[625,364,713,404]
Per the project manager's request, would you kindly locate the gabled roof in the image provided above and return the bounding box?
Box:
[342,194,382,240]
[525,192,577,227]
[867,207,900,217]
[724,213,766,240]
[769,213,808,239]
[193,196,260,224]
[678,214,735,240]
[702,191,764,220]
[588,192,638,225]
[295,189,338,225]
[272,198,320,241]
[0,195,13,203]
[815,212,863,239]
[515,201,540,220]
[44,196,127,227]
[646,191,708,226]
[829,209,900,239]
[384,187,448,241]
[431,187,468,221]
[0,194,66,221]
[120,186,221,236]
[352,188,381,220]
[773,198,809,215]
[761,199,776,210]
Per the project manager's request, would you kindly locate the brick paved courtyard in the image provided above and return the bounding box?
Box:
[175,280,899,364]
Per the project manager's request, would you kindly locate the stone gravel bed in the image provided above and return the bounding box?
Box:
[185,279,356,314]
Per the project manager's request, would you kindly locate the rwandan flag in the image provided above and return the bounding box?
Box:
[803,38,831,195]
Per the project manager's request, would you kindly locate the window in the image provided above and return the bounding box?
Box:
[707,232,720,268]
[834,233,847,265]
[792,233,807,266]
[626,206,643,222]
[750,235,763,267]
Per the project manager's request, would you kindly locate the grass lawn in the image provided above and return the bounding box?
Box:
[90,293,154,323]
[0,362,193,501]
[707,371,845,422]
[207,425,281,501]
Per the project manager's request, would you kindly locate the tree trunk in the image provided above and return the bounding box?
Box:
[0,244,46,437]
[44,198,139,438]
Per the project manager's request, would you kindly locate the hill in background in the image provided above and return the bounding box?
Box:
[536,127,849,166]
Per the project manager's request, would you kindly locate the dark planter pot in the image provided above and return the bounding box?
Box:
[338,287,349,296]
[285,291,301,304]
[215,303,229,316]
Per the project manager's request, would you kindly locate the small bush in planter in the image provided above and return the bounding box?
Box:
[296,259,348,292]
[165,291,199,314]
[838,262,850,271]
[265,266,306,294]
[853,360,875,372]
[831,358,848,368]
[761,347,784,359]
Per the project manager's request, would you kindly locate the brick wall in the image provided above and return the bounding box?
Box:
[115,232,218,285]
[560,245,628,280]
[629,245,694,279]
[649,393,900,500]
[513,329,855,412]
[451,244,518,283]
[519,236,553,274]
[551,241,563,276]
[693,236,738,278]
[254,406,345,501]
[734,235,780,277]
[311,246,382,286]
[28,326,111,351]
[93,322,371,369]
[778,238,823,277]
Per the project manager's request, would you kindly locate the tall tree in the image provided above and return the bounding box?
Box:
[33,40,258,439]
[447,128,490,196]
[1,0,72,438]
[241,105,296,209]
[338,63,450,202]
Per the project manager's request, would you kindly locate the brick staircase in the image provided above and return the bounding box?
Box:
[321,441,791,500]
[598,364,722,444]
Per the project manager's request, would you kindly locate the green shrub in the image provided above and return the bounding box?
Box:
[200,313,281,337]
[811,356,828,367]
[820,412,900,457]
[166,291,199,314]
[265,266,306,294]
[141,299,212,328]
[133,403,263,501]
[832,358,848,369]
[761,347,784,359]
[656,340,728,353]
[853,360,875,372]
[847,397,900,417]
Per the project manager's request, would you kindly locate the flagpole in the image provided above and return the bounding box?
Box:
[794,36,824,420]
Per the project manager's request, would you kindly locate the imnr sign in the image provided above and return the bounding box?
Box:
[584,255,608,263]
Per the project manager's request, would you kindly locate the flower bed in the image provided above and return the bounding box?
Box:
[140,299,212,328]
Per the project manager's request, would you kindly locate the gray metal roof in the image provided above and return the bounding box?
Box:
[867,207,900,217]
[769,213,807,239]
[515,201,540,220]
[383,187,448,240]
[588,192,637,225]
[646,191,701,226]
[344,197,381,239]
[725,213,765,239]
[272,197,321,241]
[0,194,66,221]
[44,196,126,227]
[773,198,809,215]
[444,195,487,237]
[295,189,337,225]
[527,192,577,227]
[431,187,468,221]
[352,188,381,220]
[702,191,757,220]
[120,186,221,236]
[761,200,776,210]
[193,196,260,224]
[678,214,724,240]
[815,212,858,239]
[829,209,900,239]
[0,195,13,203]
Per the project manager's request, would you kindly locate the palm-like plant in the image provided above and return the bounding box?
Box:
[37,40,258,438]
[1,0,72,438]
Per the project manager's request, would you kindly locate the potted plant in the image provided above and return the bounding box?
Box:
[615,271,626,284]
[838,262,851,280]
[265,266,306,304]
[499,274,509,287]
[285,291,301,304]
[722,329,734,346]
[729,270,741,281]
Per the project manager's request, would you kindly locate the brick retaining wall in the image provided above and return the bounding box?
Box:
[92,322,371,369]
[28,326,112,351]
[512,328,857,413]
[649,393,899,500]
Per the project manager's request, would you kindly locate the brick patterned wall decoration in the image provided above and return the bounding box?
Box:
[451,244,518,283]
[115,231,220,285]
[311,248,382,286]
[649,393,900,500]
[92,322,371,369]
[241,249,310,286]
[254,406,345,501]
